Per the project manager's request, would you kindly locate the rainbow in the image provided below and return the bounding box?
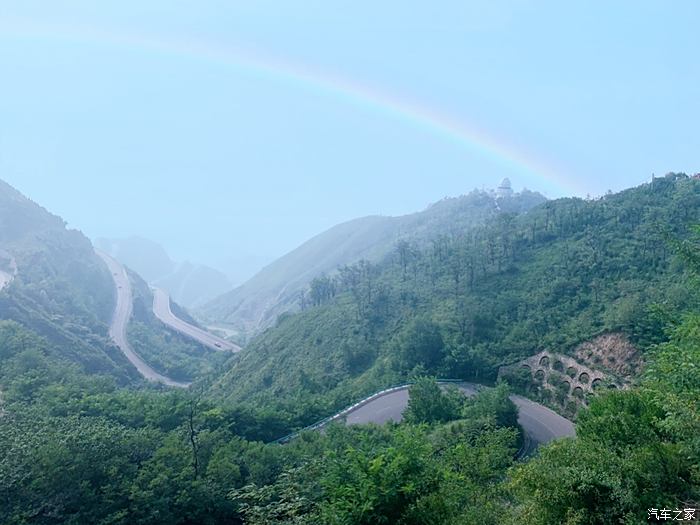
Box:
[1,20,579,194]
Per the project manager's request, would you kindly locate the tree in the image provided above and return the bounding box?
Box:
[462,383,518,430]
[404,377,463,425]
[309,275,336,307]
[317,426,439,524]
[396,239,415,282]
[508,438,634,525]
[394,318,445,372]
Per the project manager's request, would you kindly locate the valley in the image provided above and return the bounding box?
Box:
[98,241,574,455]
[2,6,699,522]
[97,250,190,388]
[1,175,698,524]
[96,236,233,309]
[152,287,241,353]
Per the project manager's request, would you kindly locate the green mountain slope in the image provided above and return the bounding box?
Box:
[1,177,697,524]
[0,179,136,382]
[0,179,223,385]
[201,186,546,341]
[207,174,700,423]
[127,269,229,382]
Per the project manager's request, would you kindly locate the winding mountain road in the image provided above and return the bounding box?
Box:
[97,250,190,388]
[96,250,574,450]
[296,383,575,454]
[152,288,241,352]
[510,394,575,452]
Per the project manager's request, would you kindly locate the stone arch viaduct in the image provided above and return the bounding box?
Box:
[506,350,619,399]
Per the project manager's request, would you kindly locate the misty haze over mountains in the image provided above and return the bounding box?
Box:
[201,183,546,341]
[95,236,233,308]
[2,3,700,522]
[2,171,700,523]
[93,180,546,341]
[94,236,273,290]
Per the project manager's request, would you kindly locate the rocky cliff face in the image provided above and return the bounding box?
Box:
[573,333,643,379]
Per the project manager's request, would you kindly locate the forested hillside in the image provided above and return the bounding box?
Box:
[208,175,700,424]
[127,269,229,382]
[201,187,546,341]
[4,1,699,521]
[0,179,137,382]
[1,310,697,524]
[0,179,225,386]
[1,176,698,523]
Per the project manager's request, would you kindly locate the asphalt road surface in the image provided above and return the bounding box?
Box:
[510,394,576,452]
[341,383,574,452]
[96,250,189,388]
[152,288,241,352]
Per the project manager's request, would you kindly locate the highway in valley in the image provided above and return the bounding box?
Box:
[343,384,481,426]
[152,288,241,352]
[96,250,190,388]
[96,250,574,450]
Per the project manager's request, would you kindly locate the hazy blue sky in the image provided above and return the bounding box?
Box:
[1,1,698,280]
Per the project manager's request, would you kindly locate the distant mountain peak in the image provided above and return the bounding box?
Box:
[95,236,232,308]
[201,188,547,340]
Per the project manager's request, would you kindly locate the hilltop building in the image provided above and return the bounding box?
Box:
[496,178,513,198]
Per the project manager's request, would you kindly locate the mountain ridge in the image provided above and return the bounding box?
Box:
[206,175,700,425]
[0,179,225,385]
[0,178,134,381]
[95,236,232,308]
[201,186,546,341]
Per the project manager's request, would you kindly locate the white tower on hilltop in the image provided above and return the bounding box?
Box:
[497,178,513,198]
